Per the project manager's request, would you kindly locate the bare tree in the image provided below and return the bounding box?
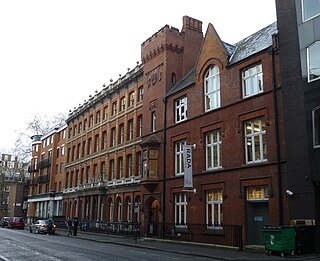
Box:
[13,113,66,162]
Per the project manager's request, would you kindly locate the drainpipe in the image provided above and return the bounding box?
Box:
[162,96,167,238]
[269,34,283,225]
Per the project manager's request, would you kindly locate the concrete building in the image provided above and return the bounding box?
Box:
[275,0,320,252]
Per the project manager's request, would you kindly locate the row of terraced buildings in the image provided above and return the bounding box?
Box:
[27,1,320,251]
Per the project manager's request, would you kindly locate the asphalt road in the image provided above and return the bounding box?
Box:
[0,227,212,261]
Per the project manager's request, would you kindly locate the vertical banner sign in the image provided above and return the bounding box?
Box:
[183,145,193,188]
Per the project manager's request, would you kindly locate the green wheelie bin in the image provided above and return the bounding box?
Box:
[262,226,295,257]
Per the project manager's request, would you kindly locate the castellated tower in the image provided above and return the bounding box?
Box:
[141,16,203,136]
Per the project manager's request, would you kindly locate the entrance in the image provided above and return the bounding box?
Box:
[149,199,159,235]
[246,202,269,245]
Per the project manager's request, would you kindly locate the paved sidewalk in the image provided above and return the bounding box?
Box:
[56,228,320,260]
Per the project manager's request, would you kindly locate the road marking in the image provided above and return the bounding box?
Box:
[0,254,10,261]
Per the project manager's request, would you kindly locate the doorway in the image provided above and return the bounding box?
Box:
[149,199,159,235]
[246,202,269,245]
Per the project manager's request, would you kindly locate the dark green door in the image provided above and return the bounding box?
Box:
[247,202,269,245]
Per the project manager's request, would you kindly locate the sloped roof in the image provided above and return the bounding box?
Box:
[228,22,277,65]
[223,42,236,56]
[166,22,277,97]
[166,68,196,97]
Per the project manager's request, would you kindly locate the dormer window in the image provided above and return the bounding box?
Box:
[242,64,263,98]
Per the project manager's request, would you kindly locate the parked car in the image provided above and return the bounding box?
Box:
[8,217,25,229]
[0,217,11,228]
[29,219,56,235]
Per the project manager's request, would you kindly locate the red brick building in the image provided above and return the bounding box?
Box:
[27,123,67,223]
[139,17,287,246]
[27,16,288,247]
[64,65,144,224]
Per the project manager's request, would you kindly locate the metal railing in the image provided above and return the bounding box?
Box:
[148,223,242,249]
[57,220,242,249]
[79,220,140,237]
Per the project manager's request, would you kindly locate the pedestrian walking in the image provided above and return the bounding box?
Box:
[66,218,73,236]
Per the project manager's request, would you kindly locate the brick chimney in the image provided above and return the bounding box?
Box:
[182,16,202,33]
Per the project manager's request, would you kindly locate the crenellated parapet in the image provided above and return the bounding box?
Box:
[141,16,202,65]
[142,43,184,64]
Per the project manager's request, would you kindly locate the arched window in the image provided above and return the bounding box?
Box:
[134,196,141,223]
[116,197,122,222]
[126,197,132,222]
[108,198,114,222]
[171,72,176,85]
[204,65,220,111]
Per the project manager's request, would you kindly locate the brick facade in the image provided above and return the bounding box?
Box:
[28,15,295,247]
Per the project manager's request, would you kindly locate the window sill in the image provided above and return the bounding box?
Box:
[203,227,224,235]
[174,225,188,233]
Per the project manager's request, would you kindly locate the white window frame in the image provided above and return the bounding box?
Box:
[117,199,122,221]
[242,64,263,98]
[151,112,156,132]
[204,65,220,112]
[129,92,135,106]
[119,157,123,179]
[135,200,140,223]
[175,96,188,123]
[206,190,223,228]
[109,201,114,221]
[138,87,144,101]
[120,97,126,111]
[129,120,134,140]
[302,0,320,22]
[112,102,117,116]
[175,140,186,176]
[111,128,116,147]
[120,124,124,144]
[175,193,187,227]
[138,116,143,137]
[244,118,267,163]
[127,154,133,176]
[206,130,222,170]
[246,186,269,201]
[110,160,115,180]
[137,151,142,177]
[126,198,132,222]
[313,106,320,148]
[307,41,320,83]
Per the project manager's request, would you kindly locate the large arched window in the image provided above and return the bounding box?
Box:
[307,41,320,82]
[204,65,220,112]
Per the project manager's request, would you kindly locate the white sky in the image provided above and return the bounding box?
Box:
[0,0,276,153]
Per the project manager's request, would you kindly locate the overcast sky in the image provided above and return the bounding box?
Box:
[0,0,276,153]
